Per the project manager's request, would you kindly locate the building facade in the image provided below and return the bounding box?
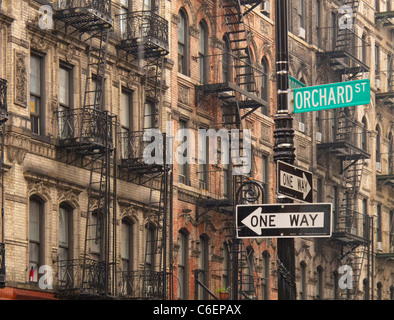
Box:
[0,0,392,300]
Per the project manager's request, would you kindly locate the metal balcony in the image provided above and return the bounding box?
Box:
[318,28,369,77]
[119,131,165,174]
[57,108,115,154]
[196,168,234,219]
[119,11,169,58]
[317,116,371,161]
[118,270,167,300]
[376,153,394,187]
[54,0,113,32]
[0,78,7,124]
[375,10,394,30]
[57,258,109,298]
[333,211,369,245]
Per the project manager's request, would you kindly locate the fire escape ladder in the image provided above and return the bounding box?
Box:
[54,1,116,298]
[0,79,7,289]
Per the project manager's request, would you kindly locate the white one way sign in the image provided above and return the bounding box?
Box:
[236,203,332,239]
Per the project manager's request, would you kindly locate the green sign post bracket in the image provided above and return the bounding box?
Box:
[290,79,371,114]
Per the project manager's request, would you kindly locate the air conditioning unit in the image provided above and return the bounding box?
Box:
[376,78,381,90]
[299,122,305,133]
[316,131,322,142]
[376,162,382,172]
[299,27,306,39]
[351,227,357,235]
[377,241,383,252]
[261,0,271,15]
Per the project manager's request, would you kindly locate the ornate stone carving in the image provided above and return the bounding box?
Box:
[178,84,190,105]
[14,51,27,107]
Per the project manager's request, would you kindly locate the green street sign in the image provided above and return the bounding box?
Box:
[291,79,370,113]
[289,76,306,89]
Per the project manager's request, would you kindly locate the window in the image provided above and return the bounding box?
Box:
[261,57,269,115]
[316,0,321,47]
[287,0,292,33]
[297,0,305,38]
[362,198,368,239]
[178,10,189,76]
[299,261,307,300]
[375,44,380,76]
[198,21,208,84]
[143,101,155,130]
[387,54,392,91]
[297,78,307,132]
[121,219,133,271]
[331,12,337,50]
[261,155,269,203]
[245,247,255,293]
[143,0,156,11]
[332,186,339,230]
[90,210,103,257]
[178,120,189,185]
[317,178,323,202]
[121,89,133,158]
[363,278,369,300]
[29,196,44,282]
[261,251,270,300]
[361,117,368,152]
[198,128,209,190]
[316,111,322,133]
[316,266,323,300]
[375,0,380,12]
[120,0,129,39]
[222,242,231,289]
[222,35,231,83]
[30,55,44,135]
[145,224,156,272]
[376,125,381,164]
[178,231,189,299]
[59,204,72,261]
[59,65,73,139]
[361,34,367,64]
[198,235,209,299]
[377,204,382,243]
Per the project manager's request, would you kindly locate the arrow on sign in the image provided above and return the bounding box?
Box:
[241,207,273,236]
[279,171,311,200]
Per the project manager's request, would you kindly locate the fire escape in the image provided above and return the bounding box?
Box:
[195,0,263,300]
[117,3,171,300]
[317,0,371,300]
[54,1,118,298]
[0,78,7,289]
[319,0,369,79]
[375,3,394,261]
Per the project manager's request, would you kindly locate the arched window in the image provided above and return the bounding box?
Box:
[377,282,383,300]
[198,20,209,84]
[121,218,134,271]
[261,57,269,115]
[29,196,45,282]
[178,229,189,299]
[222,35,231,83]
[59,203,73,262]
[178,9,189,76]
[361,33,367,64]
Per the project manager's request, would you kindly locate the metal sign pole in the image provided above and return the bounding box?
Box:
[274,0,297,300]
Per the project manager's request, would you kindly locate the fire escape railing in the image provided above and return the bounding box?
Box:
[119,11,169,58]
[56,0,112,16]
[57,108,114,151]
[118,270,168,299]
